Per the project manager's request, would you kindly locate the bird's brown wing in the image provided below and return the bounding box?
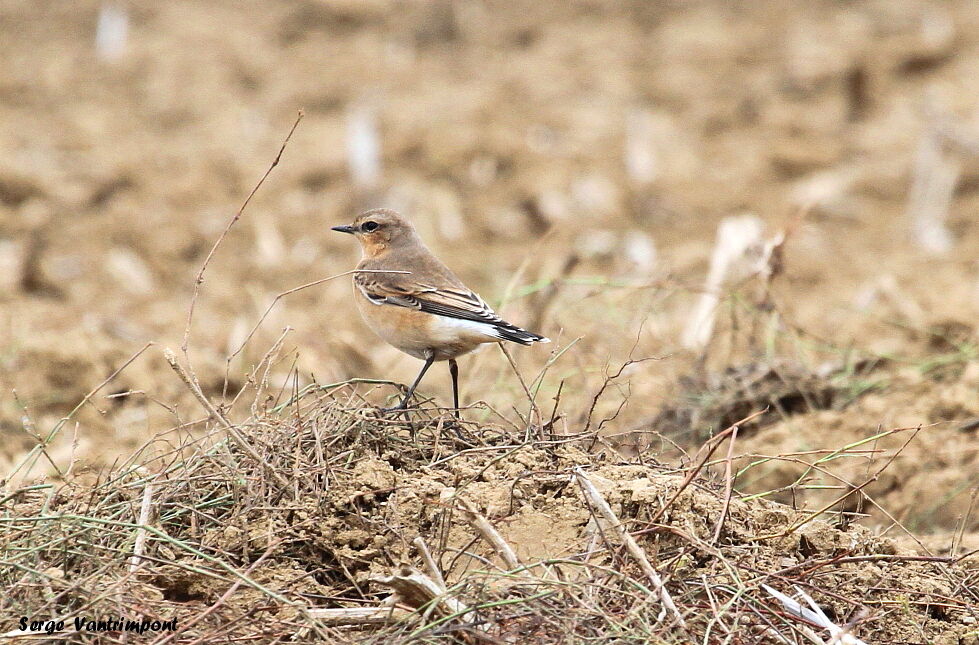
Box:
[355,274,504,326]
[354,273,547,344]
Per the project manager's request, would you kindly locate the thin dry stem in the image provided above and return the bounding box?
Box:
[711,425,739,544]
[646,410,766,528]
[413,536,448,591]
[227,269,409,361]
[753,426,923,542]
[182,111,304,356]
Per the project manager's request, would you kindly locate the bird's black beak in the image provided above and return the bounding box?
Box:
[331,225,356,234]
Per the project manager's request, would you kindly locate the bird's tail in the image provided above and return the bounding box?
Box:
[495,323,550,345]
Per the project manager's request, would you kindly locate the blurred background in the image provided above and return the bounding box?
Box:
[1,1,977,540]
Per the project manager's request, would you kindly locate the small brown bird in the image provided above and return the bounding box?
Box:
[332,209,549,415]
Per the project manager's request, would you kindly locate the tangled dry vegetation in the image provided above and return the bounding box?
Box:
[2,372,977,643]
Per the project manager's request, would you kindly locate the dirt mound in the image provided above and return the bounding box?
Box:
[726,357,979,536]
[650,357,886,440]
[2,390,976,643]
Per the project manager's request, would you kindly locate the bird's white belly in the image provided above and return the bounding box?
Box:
[427,316,502,344]
[411,315,502,360]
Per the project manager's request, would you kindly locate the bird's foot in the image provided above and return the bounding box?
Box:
[380,394,424,416]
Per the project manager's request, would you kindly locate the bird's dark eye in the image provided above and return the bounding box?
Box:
[361,221,379,232]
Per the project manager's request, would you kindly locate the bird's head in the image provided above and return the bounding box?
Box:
[332,208,420,257]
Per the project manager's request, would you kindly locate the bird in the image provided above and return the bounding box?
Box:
[332,208,549,416]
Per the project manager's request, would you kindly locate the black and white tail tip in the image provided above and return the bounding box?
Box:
[494,322,550,346]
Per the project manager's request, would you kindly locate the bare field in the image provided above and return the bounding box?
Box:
[1,1,978,642]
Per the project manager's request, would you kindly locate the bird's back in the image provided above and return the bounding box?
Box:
[358,242,466,293]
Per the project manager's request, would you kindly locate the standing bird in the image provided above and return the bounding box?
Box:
[332,209,549,416]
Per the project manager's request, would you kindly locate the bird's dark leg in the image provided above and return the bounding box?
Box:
[384,355,435,413]
[448,359,460,419]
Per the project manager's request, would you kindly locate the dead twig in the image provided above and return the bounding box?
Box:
[456,498,523,572]
[227,269,409,361]
[307,606,411,626]
[127,471,155,573]
[763,585,869,645]
[753,425,923,542]
[413,536,447,591]
[573,467,686,627]
[646,409,767,528]
[712,424,739,544]
[498,344,541,439]
[6,342,155,482]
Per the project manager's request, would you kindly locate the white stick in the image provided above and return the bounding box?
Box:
[307,606,410,626]
[625,109,657,185]
[683,215,764,349]
[128,473,155,573]
[763,585,869,645]
[907,128,957,255]
[346,97,382,188]
[456,498,522,571]
[253,213,286,267]
[96,3,128,62]
[412,536,447,591]
[107,247,155,295]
